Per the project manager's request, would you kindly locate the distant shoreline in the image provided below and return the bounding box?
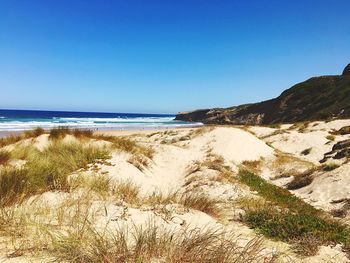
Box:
[0,124,203,138]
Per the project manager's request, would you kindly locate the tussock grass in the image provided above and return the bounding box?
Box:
[23,127,45,138]
[113,180,140,205]
[188,126,214,138]
[187,153,232,180]
[71,175,111,197]
[96,135,153,156]
[127,154,150,171]
[0,168,28,205]
[49,127,93,140]
[50,221,272,263]
[0,134,24,148]
[0,127,45,148]
[146,190,221,217]
[288,122,310,133]
[95,134,155,166]
[179,193,221,217]
[0,149,11,165]
[145,190,178,205]
[0,142,110,206]
[238,170,350,255]
[241,160,262,174]
[48,128,155,160]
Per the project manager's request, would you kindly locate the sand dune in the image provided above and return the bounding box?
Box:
[1,123,350,262]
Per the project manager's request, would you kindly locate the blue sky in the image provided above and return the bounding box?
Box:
[0,0,349,114]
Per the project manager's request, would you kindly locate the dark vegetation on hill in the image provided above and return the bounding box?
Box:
[176,64,350,125]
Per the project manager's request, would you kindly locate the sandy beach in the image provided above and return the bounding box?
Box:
[1,120,350,262]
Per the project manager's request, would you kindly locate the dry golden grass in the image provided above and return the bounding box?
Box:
[145,190,178,205]
[0,127,45,148]
[241,159,262,174]
[70,174,111,197]
[186,152,235,186]
[49,221,273,263]
[179,193,221,217]
[113,180,140,205]
[0,168,28,206]
[145,190,221,218]
[269,151,314,177]
[0,141,110,206]
[188,126,214,138]
[0,149,11,165]
[49,127,94,140]
[288,121,310,133]
[127,154,150,171]
[23,127,45,138]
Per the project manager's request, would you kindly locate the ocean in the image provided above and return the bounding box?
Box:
[0,109,201,132]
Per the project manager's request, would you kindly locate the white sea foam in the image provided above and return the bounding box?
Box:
[56,117,176,123]
[0,117,202,131]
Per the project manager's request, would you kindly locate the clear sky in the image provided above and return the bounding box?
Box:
[0,0,349,114]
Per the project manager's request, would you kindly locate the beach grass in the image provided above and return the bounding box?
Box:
[0,150,11,165]
[0,141,110,206]
[49,221,271,263]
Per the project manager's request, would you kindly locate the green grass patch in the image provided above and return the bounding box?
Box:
[238,170,317,215]
[238,170,350,255]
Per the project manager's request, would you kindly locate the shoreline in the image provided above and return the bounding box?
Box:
[0,124,203,138]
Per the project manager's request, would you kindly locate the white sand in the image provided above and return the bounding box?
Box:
[2,123,350,262]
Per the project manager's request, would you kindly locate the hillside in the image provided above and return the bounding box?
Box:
[175,64,350,125]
